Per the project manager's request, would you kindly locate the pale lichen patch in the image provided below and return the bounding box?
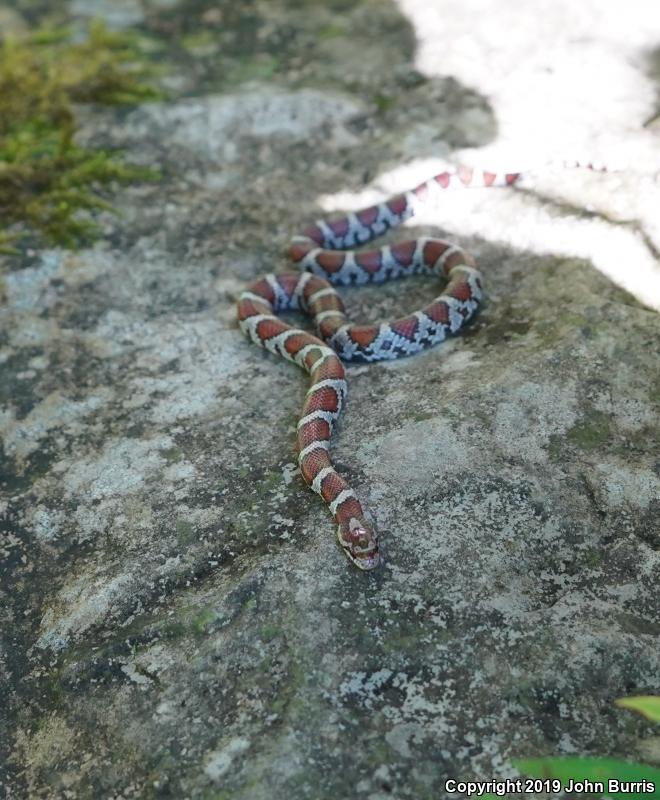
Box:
[493,380,578,462]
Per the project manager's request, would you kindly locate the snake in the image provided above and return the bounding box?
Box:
[236,165,597,571]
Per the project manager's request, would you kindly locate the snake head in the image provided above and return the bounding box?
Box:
[337,516,379,571]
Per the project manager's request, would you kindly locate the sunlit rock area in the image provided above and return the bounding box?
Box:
[1,0,659,798]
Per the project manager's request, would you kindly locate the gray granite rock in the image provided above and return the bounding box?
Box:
[2,1,659,798]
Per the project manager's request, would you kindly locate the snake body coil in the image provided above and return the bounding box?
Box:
[238,168,521,570]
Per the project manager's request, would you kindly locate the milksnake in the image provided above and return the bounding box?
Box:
[237,164,600,571]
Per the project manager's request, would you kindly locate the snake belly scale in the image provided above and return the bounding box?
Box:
[237,168,520,570]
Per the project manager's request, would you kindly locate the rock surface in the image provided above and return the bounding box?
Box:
[1,1,660,798]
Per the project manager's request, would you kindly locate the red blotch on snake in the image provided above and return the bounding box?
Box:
[284,332,317,356]
[391,316,419,340]
[289,241,314,262]
[302,224,325,245]
[347,325,379,348]
[298,418,331,449]
[256,318,288,340]
[329,218,350,237]
[276,273,303,297]
[355,250,383,273]
[422,240,451,269]
[316,251,346,273]
[303,386,340,415]
[391,241,417,267]
[387,195,407,216]
[450,280,472,302]
[357,206,378,226]
[425,301,450,324]
[320,471,350,504]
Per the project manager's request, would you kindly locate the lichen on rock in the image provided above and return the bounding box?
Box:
[1,0,660,798]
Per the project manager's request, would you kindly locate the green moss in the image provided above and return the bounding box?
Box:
[649,379,660,405]
[373,93,396,113]
[318,23,347,39]
[409,411,433,422]
[581,548,603,568]
[547,434,561,461]
[566,410,611,450]
[259,623,279,642]
[226,54,278,84]
[557,312,589,329]
[181,30,219,55]
[175,518,196,544]
[201,792,236,800]
[191,606,217,635]
[247,469,283,496]
[364,737,393,768]
[43,668,65,706]
[0,21,162,254]
[162,446,184,463]
[161,619,187,640]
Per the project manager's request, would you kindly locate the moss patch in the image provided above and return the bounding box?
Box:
[162,446,184,463]
[191,606,218,635]
[175,518,196,544]
[566,410,611,450]
[258,622,280,642]
[226,53,279,84]
[0,21,161,253]
[580,548,603,568]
